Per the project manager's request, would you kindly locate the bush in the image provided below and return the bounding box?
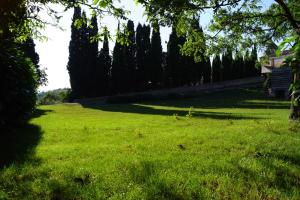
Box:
[0,41,38,126]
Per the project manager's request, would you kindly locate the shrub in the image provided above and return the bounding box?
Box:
[0,41,38,126]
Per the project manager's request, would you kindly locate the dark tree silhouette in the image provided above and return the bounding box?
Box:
[136,24,151,91]
[111,25,126,94]
[21,37,47,86]
[148,24,163,89]
[87,15,99,97]
[212,54,221,83]
[98,27,111,96]
[222,48,233,81]
[202,57,211,83]
[250,45,259,76]
[67,6,82,99]
[142,25,152,89]
[165,27,186,87]
[233,51,245,79]
[123,20,136,92]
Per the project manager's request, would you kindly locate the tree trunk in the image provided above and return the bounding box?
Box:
[290,73,300,120]
[274,0,300,120]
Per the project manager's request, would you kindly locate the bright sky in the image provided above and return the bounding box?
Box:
[36,0,273,92]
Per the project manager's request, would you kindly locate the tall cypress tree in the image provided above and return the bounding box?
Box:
[177,35,188,86]
[142,24,151,89]
[233,51,244,79]
[135,24,151,90]
[165,27,186,87]
[244,50,251,77]
[149,24,163,89]
[123,20,136,92]
[193,23,211,84]
[79,11,94,97]
[135,23,146,90]
[222,48,233,80]
[111,24,126,94]
[184,54,196,86]
[87,15,99,97]
[67,6,82,99]
[21,37,46,86]
[202,56,211,83]
[165,27,177,87]
[212,54,221,82]
[98,27,111,96]
[186,17,202,86]
[177,34,194,86]
[250,45,259,76]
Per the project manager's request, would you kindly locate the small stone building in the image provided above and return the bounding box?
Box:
[261,50,292,99]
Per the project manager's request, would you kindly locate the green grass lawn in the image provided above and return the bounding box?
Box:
[1,89,300,199]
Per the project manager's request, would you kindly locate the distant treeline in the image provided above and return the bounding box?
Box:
[67,7,260,100]
[38,89,70,105]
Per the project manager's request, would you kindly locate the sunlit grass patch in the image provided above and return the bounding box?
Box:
[0,89,299,199]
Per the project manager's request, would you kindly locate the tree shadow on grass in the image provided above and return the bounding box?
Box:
[79,90,281,120]
[126,160,191,199]
[81,103,265,120]
[0,109,51,169]
[140,89,290,110]
[237,151,300,195]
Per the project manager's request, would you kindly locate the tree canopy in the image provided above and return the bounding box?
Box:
[137,0,299,57]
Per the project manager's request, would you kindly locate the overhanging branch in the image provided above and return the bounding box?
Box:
[275,0,300,35]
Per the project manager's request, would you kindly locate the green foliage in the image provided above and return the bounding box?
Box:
[0,40,38,126]
[0,0,46,127]
[280,36,300,109]
[38,89,71,105]
[186,106,194,118]
[138,0,299,62]
[21,37,47,86]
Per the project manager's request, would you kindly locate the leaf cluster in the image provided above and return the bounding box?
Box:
[138,0,300,61]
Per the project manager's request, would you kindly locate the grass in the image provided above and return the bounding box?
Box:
[1,89,300,199]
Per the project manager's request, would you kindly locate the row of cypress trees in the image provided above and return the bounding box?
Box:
[212,47,260,83]
[67,7,107,98]
[67,7,259,99]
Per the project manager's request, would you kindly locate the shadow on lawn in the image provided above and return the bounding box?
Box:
[0,109,51,168]
[237,151,300,194]
[140,89,290,110]
[80,90,288,120]
[82,103,264,120]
